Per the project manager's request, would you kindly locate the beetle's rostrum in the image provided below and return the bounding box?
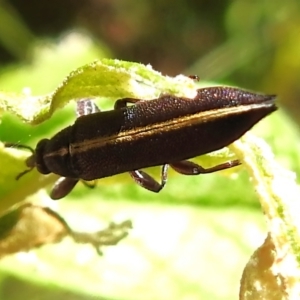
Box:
[5,86,277,199]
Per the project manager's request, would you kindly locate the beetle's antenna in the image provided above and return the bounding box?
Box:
[15,168,32,180]
[4,142,35,180]
[3,142,34,154]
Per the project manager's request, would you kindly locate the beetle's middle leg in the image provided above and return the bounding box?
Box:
[129,164,169,193]
[70,99,100,195]
[114,98,141,109]
[76,98,100,117]
[170,159,241,175]
[77,97,141,113]
[114,97,170,192]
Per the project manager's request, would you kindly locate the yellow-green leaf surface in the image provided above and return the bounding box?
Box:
[0,59,198,124]
[0,200,267,300]
[232,133,300,297]
[1,36,300,300]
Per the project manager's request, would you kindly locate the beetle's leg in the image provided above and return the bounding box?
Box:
[50,177,79,200]
[114,98,141,109]
[115,97,159,191]
[170,159,241,175]
[115,97,170,193]
[129,164,169,193]
[4,142,35,154]
[76,99,100,117]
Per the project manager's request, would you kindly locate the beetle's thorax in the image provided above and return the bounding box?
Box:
[40,126,78,178]
[34,139,51,174]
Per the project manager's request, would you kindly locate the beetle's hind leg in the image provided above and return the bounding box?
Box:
[76,99,100,117]
[129,164,169,193]
[170,159,241,175]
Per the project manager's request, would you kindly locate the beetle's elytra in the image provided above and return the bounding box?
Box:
[5,86,277,199]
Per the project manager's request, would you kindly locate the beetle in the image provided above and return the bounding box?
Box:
[5,86,277,199]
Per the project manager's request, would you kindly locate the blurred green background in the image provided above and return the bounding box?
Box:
[0,1,300,299]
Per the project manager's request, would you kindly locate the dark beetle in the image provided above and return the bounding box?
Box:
[5,86,277,199]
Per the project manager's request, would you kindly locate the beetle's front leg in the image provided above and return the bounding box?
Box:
[51,177,79,200]
[129,164,169,193]
[170,159,241,175]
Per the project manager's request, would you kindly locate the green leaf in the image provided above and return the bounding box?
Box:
[0,59,198,124]
[231,133,300,294]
